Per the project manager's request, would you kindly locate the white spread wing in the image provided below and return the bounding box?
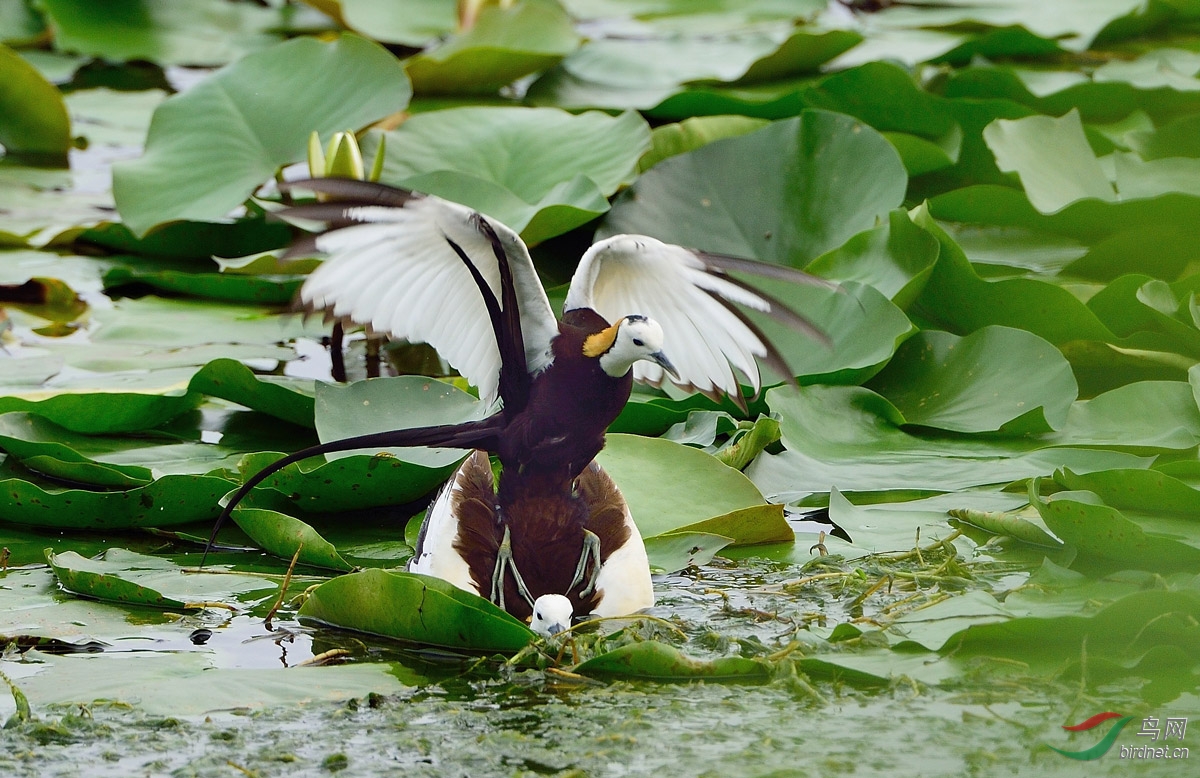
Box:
[564,234,834,400]
[283,181,558,407]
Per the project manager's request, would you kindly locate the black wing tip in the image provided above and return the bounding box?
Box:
[695,249,843,293]
[279,177,420,207]
[715,275,834,349]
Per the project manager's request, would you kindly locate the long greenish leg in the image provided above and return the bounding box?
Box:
[490,526,536,611]
[568,529,602,597]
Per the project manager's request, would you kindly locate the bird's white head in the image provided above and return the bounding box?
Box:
[530,594,574,637]
[586,315,679,379]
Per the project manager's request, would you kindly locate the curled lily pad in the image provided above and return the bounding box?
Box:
[639,115,769,173]
[230,506,354,572]
[298,569,534,652]
[0,411,153,488]
[189,358,316,430]
[574,641,768,681]
[0,43,70,157]
[46,547,277,610]
[1,471,234,529]
[947,507,1062,548]
[1030,483,1200,570]
[47,548,188,610]
[103,263,303,305]
[0,390,200,434]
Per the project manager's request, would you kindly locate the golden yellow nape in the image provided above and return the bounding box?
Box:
[581,322,620,358]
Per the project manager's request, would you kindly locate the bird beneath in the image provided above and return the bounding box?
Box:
[205,177,836,628]
[411,451,653,636]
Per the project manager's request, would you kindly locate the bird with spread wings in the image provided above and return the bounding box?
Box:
[206,177,836,631]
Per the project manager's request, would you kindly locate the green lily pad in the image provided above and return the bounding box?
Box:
[866,326,1078,434]
[40,0,283,66]
[660,409,740,448]
[63,87,165,150]
[114,33,411,236]
[298,568,534,652]
[0,389,200,434]
[189,358,316,429]
[909,204,1124,347]
[45,547,276,610]
[80,218,292,262]
[6,649,414,717]
[984,109,1116,213]
[1055,467,1200,515]
[742,279,916,387]
[1,3,45,47]
[639,115,770,173]
[595,434,768,539]
[103,262,303,305]
[600,110,907,265]
[937,587,1200,670]
[336,0,457,46]
[805,210,940,309]
[642,531,734,573]
[820,487,975,561]
[405,0,578,95]
[0,43,70,156]
[314,375,486,466]
[1128,112,1200,161]
[1058,380,1200,450]
[610,392,727,436]
[1031,484,1200,570]
[574,641,768,681]
[0,411,153,488]
[88,295,328,352]
[527,27,859,111]
[748,385,1150,501]
[47,548,187,609]
[230,506,354,572]
[946,506,1062,548]
[0,469,234,528]
[232,449,458,513]
[672,504,793,547]
[362,106,649,242]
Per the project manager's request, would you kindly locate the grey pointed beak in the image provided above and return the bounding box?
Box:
[547,622,566,636]
[651,351,679,379]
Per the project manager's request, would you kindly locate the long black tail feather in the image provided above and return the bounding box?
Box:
[201,415,504,566]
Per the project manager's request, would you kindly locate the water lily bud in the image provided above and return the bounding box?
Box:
[368,133,386,182]
[307,130,326,178]
[325,131,365,180]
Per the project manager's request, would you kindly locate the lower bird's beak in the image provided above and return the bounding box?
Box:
[651,351,680,379]
[547,622,566,636]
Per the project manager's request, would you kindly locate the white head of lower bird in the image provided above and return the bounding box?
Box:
[529,594,574,636]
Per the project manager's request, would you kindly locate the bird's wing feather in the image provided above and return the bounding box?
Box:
[564,235,836,400]
[279,179,558,408]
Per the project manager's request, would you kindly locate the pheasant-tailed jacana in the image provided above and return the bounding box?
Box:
[411,451,652,635]
[206,178,836,627]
